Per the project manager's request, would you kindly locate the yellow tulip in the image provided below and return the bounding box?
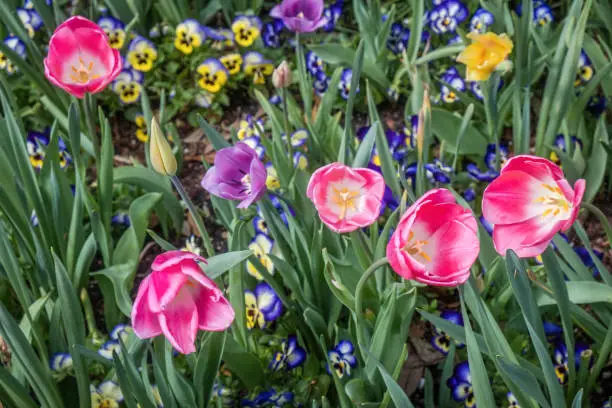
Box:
[457,32,513,81]
[149,117,177,176]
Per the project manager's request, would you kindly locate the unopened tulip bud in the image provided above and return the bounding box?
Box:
[149,117,177,176]
[272,60,292,89]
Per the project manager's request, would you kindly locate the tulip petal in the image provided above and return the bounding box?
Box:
[158,288,199,354]
[482,170,545,224]
[194,289,235,331]
[501,155,563,183]
[131,275,162,339]
[492,216,564,257]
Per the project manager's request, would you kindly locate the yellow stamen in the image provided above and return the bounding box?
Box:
[331,186,360,220]
[534,183,571,217]
[403,231,431,262]
[69,57,99,84]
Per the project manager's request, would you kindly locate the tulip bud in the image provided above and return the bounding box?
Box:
[149,117,177,176]
[272,60,292,89]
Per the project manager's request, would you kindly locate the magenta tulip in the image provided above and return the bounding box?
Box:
[387,189,479,287]
[44,16,122,98]
[270,0,328,33]
[306,162,385,233]
[482,155,585,258]
[131,251,234,354]
[201,142,267,209]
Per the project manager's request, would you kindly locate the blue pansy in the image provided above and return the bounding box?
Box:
[381,186,399,213]
[470,81,484,100]
[470,8,494,33]
[387,22,410,54]
[323,0,344,32]
[111,212,131,226]
[484,143,508,170]
[463,187,476,202]
[339,68,357,100]
[508,392,519,407]
[553,341,591,385]
[245,282,283,330]
[98,340,120,360]
[440,66,465,104]
[269,94,282,105]
[110,324,132,342]
[0,35,27,75]
[213,382,235,406]
[426,159,453,184]
[269,335,306,371]
[262,19,284,48]
[50,352,73,371]
[306,51,325,76]
[293,151,308,169]
[431,310,464,354]
[429,0,469,34]
[313,70,330,95]
[447,361,476,407]
[327,340,357,379]
[30,210,39,227]
[575,50,594,87]
[17,7,43,37]
[253,215,269,235]
[285,129,309,148]
[534,3,554,26]
[243,389,294,407]
[587,95,607,117]
[543,320,563,338]
[242,136,266,159]
[574,246,604,277]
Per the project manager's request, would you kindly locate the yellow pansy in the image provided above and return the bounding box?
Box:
[112,70,142,104]
[246,234,275,280]
[456,32,513,81]
[98,17,126,49]
[243,51,274,85]
[127,37,158,72]
[135,114,148,142]
[265,164,280,190]
[232,16,261,47]
[220,53,243,75]
[197,58,229,93]
[174,19,204,55]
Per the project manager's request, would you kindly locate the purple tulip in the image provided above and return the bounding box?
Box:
[201,143,267,208]
[270,0,328,33]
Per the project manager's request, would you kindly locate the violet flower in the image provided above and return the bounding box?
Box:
[201,143,267,208]
[270,0,328,33]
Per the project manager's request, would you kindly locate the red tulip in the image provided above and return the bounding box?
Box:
[482,155,585,258]
[387,189,479,286]
[44,16,122,98]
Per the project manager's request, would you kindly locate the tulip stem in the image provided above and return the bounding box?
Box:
[80,288,103,345]
[580,202,612,247]
[82,93,99,159]
[354,257,389,365]
[171,176,215,258]
[282,87,293,162]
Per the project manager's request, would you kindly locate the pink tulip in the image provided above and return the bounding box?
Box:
[44,16,122,98]
[131,251,234,354]
[306,162,385,233]
[482,155,585,258]
[387,189,479,287]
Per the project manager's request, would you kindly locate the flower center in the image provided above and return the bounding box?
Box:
[70,58,99,84]
[331,186,360,220]
[534,183,571,218]
[403,231,431,262]
[297,11,305,18]
[241,173,252,194]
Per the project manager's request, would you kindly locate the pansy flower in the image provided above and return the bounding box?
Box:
[429,0,469,34]
[27,130,49,170]
[232,16,262,47]
[237,115,265,140]
[464,187,476,202]
[266,163,281,190]
[469,9,494,33]
[134,114,147,142]
[98,340,120,360]
[508,392,519,407]
[447,361,476,407]
[91,381,124,408]
[402,115,419,153]
[243,51,274,84]
[306,50,325,76]
[285,129,308,148]
[313,70,330,95]
[213,382,236,406]
[245,282,283,330]
[0,35,26,75]
[387,22,410,54]
[553,341,591,385]
[149,22,169,38]
[253,215,269,235]
[242,135,265,159]
[575,50,593,87]
[484,143,509,170]
[574,246,603,276]
[440,67,465,104]
[110,324,132,342]
[206,27,234,50]
[470,81,484,100]
[50,352,73,372]
[246,233,276,280]
[112,68,143,104]
[549,134,582,164]
[587,95,607,117]
[17,7,43,38]
[269,335,306,371]
[174,19,205,54]
[98,16,126,49]
[243,389,294,407]
[111,212,130,226]
[220,53,243,75]
[534,3,554,26]
[197,58,229,93]
[293,151,309,169]
[431,310,464,354]
[323,0,344,32]
[30,210,39,227]
[127,36,157,72]
[339,68,357,100]
[262,19,284,48]
[427,159,454,183]
[327,340,357,379]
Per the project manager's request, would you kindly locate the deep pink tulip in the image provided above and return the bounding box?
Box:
[482,155,585,258]
[387,189,479,287]
[270,0,328,33]
[44,16,122,98]
[306,162,385,233]
[131,251,234,354]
